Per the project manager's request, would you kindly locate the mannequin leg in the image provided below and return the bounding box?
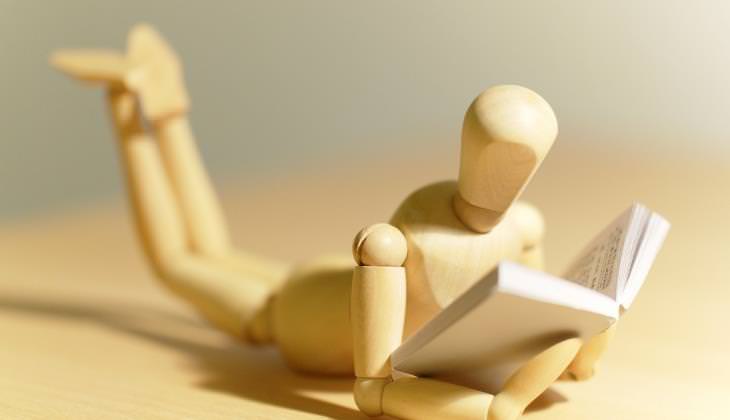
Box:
[152,115,289,288]
[108,88,272,339]
[488,338,582,420]
[367,339,581,420]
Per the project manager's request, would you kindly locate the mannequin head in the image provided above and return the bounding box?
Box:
[455,85,558,232]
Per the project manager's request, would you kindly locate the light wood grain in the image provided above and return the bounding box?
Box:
[351,265,406,379]
[271,256,354,375]
[489,338,582,420]
[351,224,408,387]
[383,377,493,420]
[390,182,535,336]
[0,149,728,419]
[154,115,232,257]
[456,85,557,232]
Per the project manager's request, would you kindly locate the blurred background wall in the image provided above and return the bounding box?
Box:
[1,0,728,221]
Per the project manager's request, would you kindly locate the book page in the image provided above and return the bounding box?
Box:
[561,206,636,299]
[619,213,670,309]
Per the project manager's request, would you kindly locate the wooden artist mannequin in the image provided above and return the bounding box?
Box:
[52,25,615,420]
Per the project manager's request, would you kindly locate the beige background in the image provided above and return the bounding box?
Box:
[1,0,729,220]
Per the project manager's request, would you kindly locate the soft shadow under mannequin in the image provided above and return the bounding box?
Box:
[0,293,567,418]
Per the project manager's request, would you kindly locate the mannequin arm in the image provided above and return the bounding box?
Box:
[510,202,546,270]
[351,223,408,416]
[348,220,580,420]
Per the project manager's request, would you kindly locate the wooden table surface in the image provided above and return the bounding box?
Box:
[1,147,728,419]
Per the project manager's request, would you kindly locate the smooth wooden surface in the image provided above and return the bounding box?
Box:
[0,148,728,419]
[456,85,557,232]
[391,181,527,336]
[351,266,406,378]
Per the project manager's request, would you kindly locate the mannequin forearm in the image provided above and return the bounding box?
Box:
[351,224,408,416]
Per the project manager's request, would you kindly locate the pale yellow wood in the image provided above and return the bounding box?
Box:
[376,340,581,420]
[126,24,189,121]
[52,26,189,121]
[125,28,290,286]
[154,115,232,256]
[456,85,557,232]
[107,88,272,338]
[212,251,290,290]
[56,27,558,381]
[157,254,270,337]
[488,338,583,420]
[131,32,290,288]
[353,377,391,416]
[351,266,407,378]
[511,202,546,270]
[509,202,546,249]
[352,223,408,267]
[516,244,545,270]
[390,181,541,336]
[382,377,494,420]
[271,256,355,375]
[0,149,726,419]
[55,28,287,346]
[351,223,408,383]
[106,88,187,267]
[50,49,131,84]
[564,323,618,381]
[453,191,506,232]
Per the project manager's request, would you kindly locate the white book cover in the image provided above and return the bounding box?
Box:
[390,203,670,391]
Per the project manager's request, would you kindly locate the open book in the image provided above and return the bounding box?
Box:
[391,203,670,389]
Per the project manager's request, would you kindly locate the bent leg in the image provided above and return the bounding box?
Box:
[108,88,272,340]
[213,251,290,290]
[158,252,270,338]
[373,339,581,420]
[127,24,287,279]
[488,338,582,420]
[153,115,230,256]
[108,87,188,267]
[153,114,290,285]
[380,377,494,420]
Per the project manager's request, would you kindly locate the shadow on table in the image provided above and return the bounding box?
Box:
[0,294,362,419]
[0,294,569,418]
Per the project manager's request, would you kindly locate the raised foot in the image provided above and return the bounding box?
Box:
[51,23,189,121]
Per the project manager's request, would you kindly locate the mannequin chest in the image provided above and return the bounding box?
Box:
[390,181,526,336]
